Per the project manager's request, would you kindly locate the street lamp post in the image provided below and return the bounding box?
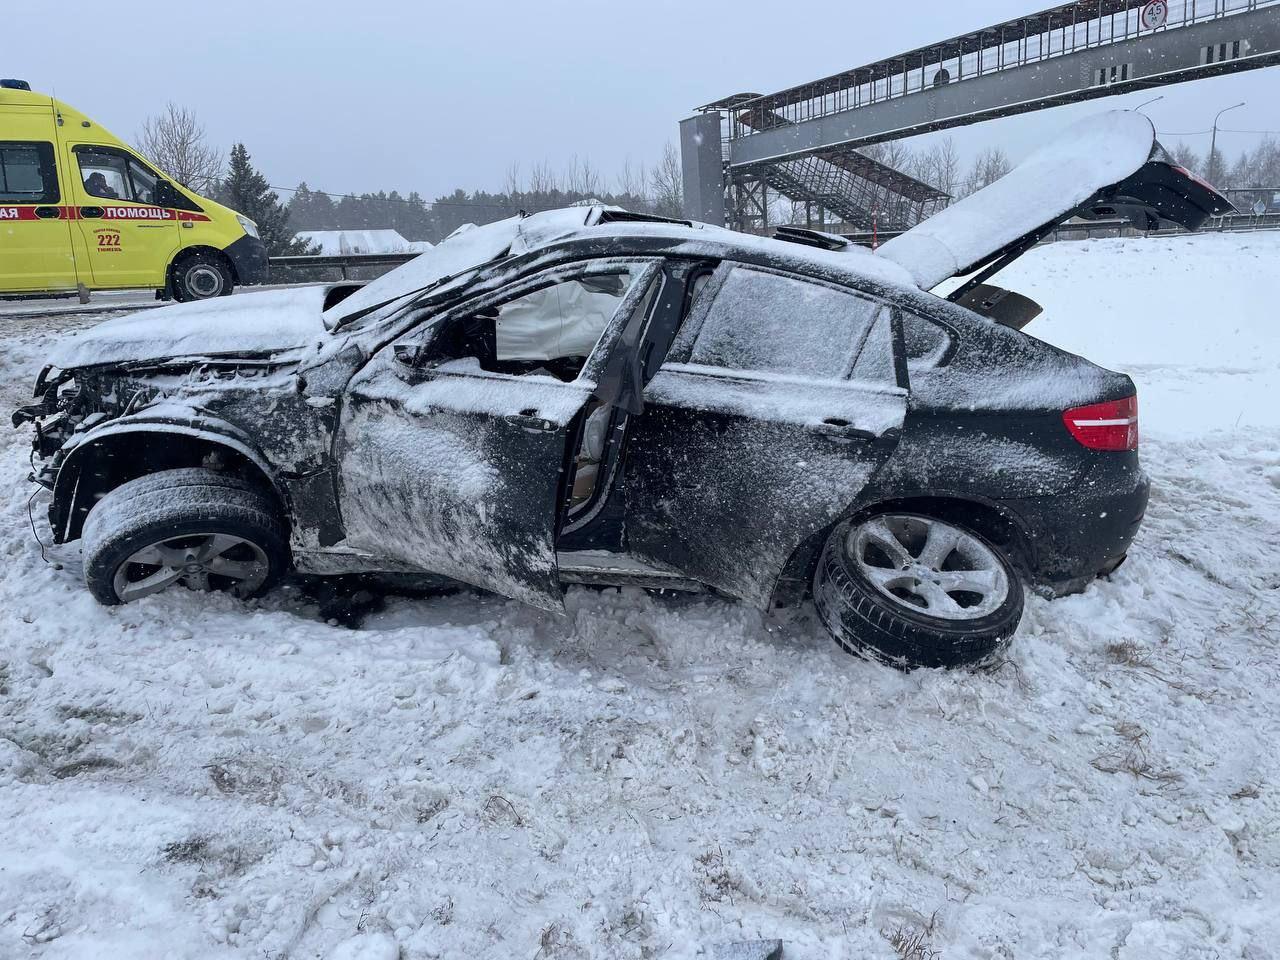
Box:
[1134,95,1164,112]
[1209,101,1246,182]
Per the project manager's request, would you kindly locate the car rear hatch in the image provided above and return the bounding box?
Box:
[876,111,1235,308]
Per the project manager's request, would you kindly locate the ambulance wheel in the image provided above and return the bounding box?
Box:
[172,253,233,301]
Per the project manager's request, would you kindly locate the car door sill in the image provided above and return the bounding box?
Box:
[557,550,705,592]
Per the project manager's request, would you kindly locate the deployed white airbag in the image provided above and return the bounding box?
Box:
[495,280,623,362]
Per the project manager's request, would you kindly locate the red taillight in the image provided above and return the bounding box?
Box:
[1063,395,1138,451]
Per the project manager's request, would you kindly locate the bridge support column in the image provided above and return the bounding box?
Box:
[680,114,725,226]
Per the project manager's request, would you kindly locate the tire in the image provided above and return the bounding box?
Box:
[82,468,288,606]
[171,252,233,301]
[813,512,1024,670]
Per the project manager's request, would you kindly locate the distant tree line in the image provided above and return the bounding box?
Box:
[1168,137,1280,190]
[284,142,686,244]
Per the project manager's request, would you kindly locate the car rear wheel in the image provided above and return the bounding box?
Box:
[813,512,1024,670]
[172,252,233,301]
[82,468,287,606]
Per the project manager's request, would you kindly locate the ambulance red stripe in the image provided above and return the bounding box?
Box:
[0,205,210,222]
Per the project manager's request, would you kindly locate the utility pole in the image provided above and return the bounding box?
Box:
[1209,101,1245,183]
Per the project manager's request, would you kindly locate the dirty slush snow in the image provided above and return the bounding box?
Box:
[2,233,1279,959]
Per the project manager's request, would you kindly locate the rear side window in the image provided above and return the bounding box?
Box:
[901,313,953,371]
[684,266,888,380]
[0,141,58,203]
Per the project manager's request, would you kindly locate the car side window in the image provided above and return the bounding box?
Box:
[125,156,160,205]
[681,266,890,381]
[421,267,645,382]
[0,141,58,204]
[75,147,163,205]
[849,310,896,383]
[901,312,954,372]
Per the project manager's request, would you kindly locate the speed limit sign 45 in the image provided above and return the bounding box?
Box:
[1141,0,1168,30]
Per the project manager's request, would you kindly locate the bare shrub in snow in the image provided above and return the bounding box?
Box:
[482,794,524,828]
[1104,639,1153,668]
[536,920,587,959]
[697,846,744,906]
[161,835,262,877]
[431,896,455,926]
[1091,724,1182,785]
[205,757,287,804]
[56,703,141,726]
[162,836,216,864]
[883,922,940,960]
[416,795,450,824]
[51,756,121,779]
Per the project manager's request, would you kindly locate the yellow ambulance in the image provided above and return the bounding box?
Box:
[0,79,266,301]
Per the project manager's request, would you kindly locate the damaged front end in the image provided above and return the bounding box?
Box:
[14,356,303,542]
[14,364,93,487]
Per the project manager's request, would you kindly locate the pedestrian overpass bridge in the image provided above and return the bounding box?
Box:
[681,0,1280,232]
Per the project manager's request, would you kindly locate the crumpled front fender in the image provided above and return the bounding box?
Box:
[51,405,285,543]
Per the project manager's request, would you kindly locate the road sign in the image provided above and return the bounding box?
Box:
[1252,199,1268,217]
[1141,0,1169,30]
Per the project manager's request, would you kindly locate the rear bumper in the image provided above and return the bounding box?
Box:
[1005,457,1150,594]
[224,234,269,285]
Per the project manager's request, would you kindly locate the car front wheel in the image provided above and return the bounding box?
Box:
[82,468,288,605]
[813,512,1024,669]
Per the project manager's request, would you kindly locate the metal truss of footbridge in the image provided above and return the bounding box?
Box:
[681,0,1280,233]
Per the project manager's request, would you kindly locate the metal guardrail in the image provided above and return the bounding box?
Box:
[1045,210,1280,241]
[267,251,417,284]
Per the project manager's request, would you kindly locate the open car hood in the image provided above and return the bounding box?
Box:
[876,111,1235,294]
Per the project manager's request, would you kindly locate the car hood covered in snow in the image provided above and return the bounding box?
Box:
[877,110,1232,291]
[50,286,334,369]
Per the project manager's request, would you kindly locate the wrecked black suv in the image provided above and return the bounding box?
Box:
[15,112,1231,669]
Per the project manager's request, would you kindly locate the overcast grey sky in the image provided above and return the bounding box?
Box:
[9,1,1280,199]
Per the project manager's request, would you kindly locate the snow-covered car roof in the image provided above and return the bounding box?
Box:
[322,208,603,329]
[321,205,922,331]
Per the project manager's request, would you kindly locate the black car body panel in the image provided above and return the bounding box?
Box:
[23,109,1227,615]
[22,220,1146,606]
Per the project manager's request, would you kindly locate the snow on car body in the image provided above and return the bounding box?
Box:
[13,112,1233,668]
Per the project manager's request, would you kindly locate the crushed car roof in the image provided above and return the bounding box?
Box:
[322,206,920,329]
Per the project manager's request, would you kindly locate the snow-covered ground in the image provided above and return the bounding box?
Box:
[1,233,1277,960]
